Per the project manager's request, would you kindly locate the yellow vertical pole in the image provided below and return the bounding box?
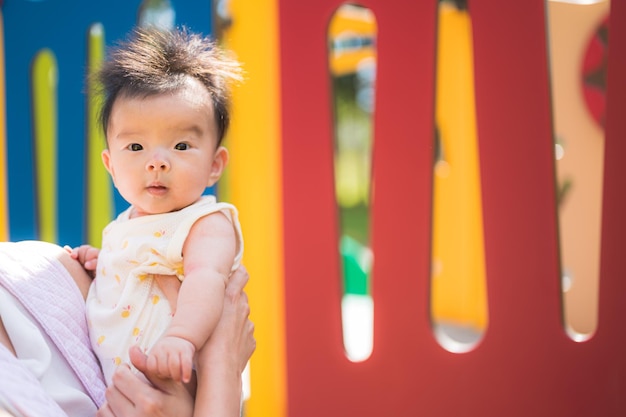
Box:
[0,11,8,241]
[86,23,114,247]
[221,0,287,416]
[432,3,488,330]
[32,49,58,243]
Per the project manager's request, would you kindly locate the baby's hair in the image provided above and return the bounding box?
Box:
[96,26,243,145]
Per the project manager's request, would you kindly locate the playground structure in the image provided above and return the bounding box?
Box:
[1,0,625,416]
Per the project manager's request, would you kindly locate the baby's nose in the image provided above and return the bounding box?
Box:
[146,155,170,171]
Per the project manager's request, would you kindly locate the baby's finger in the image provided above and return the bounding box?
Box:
[86,246,100,259]
[181,356,193,384]
[146,352,160,377]
[156,352,172,379]
[168,354,182,382]
[64,245,78,259]
[84,259,97,271]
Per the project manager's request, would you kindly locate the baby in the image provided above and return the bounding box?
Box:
[71,26,244,387]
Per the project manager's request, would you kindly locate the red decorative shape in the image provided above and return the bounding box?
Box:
[278,1,626,416]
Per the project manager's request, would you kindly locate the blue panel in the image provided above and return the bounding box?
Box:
[2,0,213,245]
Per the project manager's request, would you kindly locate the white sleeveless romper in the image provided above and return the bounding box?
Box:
[86,196,243,384]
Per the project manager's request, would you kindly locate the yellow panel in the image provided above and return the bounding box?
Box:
[86,23,114,247]
[220,1,286,416]
[0,12,8,240]
[328,4,376,76]
[431,3,488,330]
[328,4,375,37]
[32,49,58,243]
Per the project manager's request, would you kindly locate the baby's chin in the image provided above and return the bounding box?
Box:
[129,195,204,218]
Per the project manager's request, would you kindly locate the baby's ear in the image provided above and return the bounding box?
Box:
[101,149,116,182]
[207,146,229,187]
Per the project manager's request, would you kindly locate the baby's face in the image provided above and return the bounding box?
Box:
[102,78,226,217]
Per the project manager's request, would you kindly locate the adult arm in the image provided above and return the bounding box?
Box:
[193,265,255,417]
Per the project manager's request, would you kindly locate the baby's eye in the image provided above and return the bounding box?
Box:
[174,142,189,151]
[127,143,143,151]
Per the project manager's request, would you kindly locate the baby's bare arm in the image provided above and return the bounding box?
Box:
[148,212,237,380]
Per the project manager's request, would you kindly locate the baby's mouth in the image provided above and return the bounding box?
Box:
[147,184,168,195]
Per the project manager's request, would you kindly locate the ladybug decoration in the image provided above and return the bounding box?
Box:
[581,15,609,130]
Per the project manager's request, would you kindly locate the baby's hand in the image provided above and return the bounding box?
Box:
[146,335,196,383]
[64,244,100,275]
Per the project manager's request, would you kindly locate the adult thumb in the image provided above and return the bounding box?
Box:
[128,345,148,372]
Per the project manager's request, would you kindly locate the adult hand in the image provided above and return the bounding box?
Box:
[193,265,255,417]
[200,264,255,374]
[96,346,194,417]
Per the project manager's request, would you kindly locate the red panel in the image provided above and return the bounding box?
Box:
[598,0,626,393]
[280,1,437,415]
[278,0,626,415]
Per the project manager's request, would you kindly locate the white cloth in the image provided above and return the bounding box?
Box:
[87,196,243,384]
[0,240,105,417]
